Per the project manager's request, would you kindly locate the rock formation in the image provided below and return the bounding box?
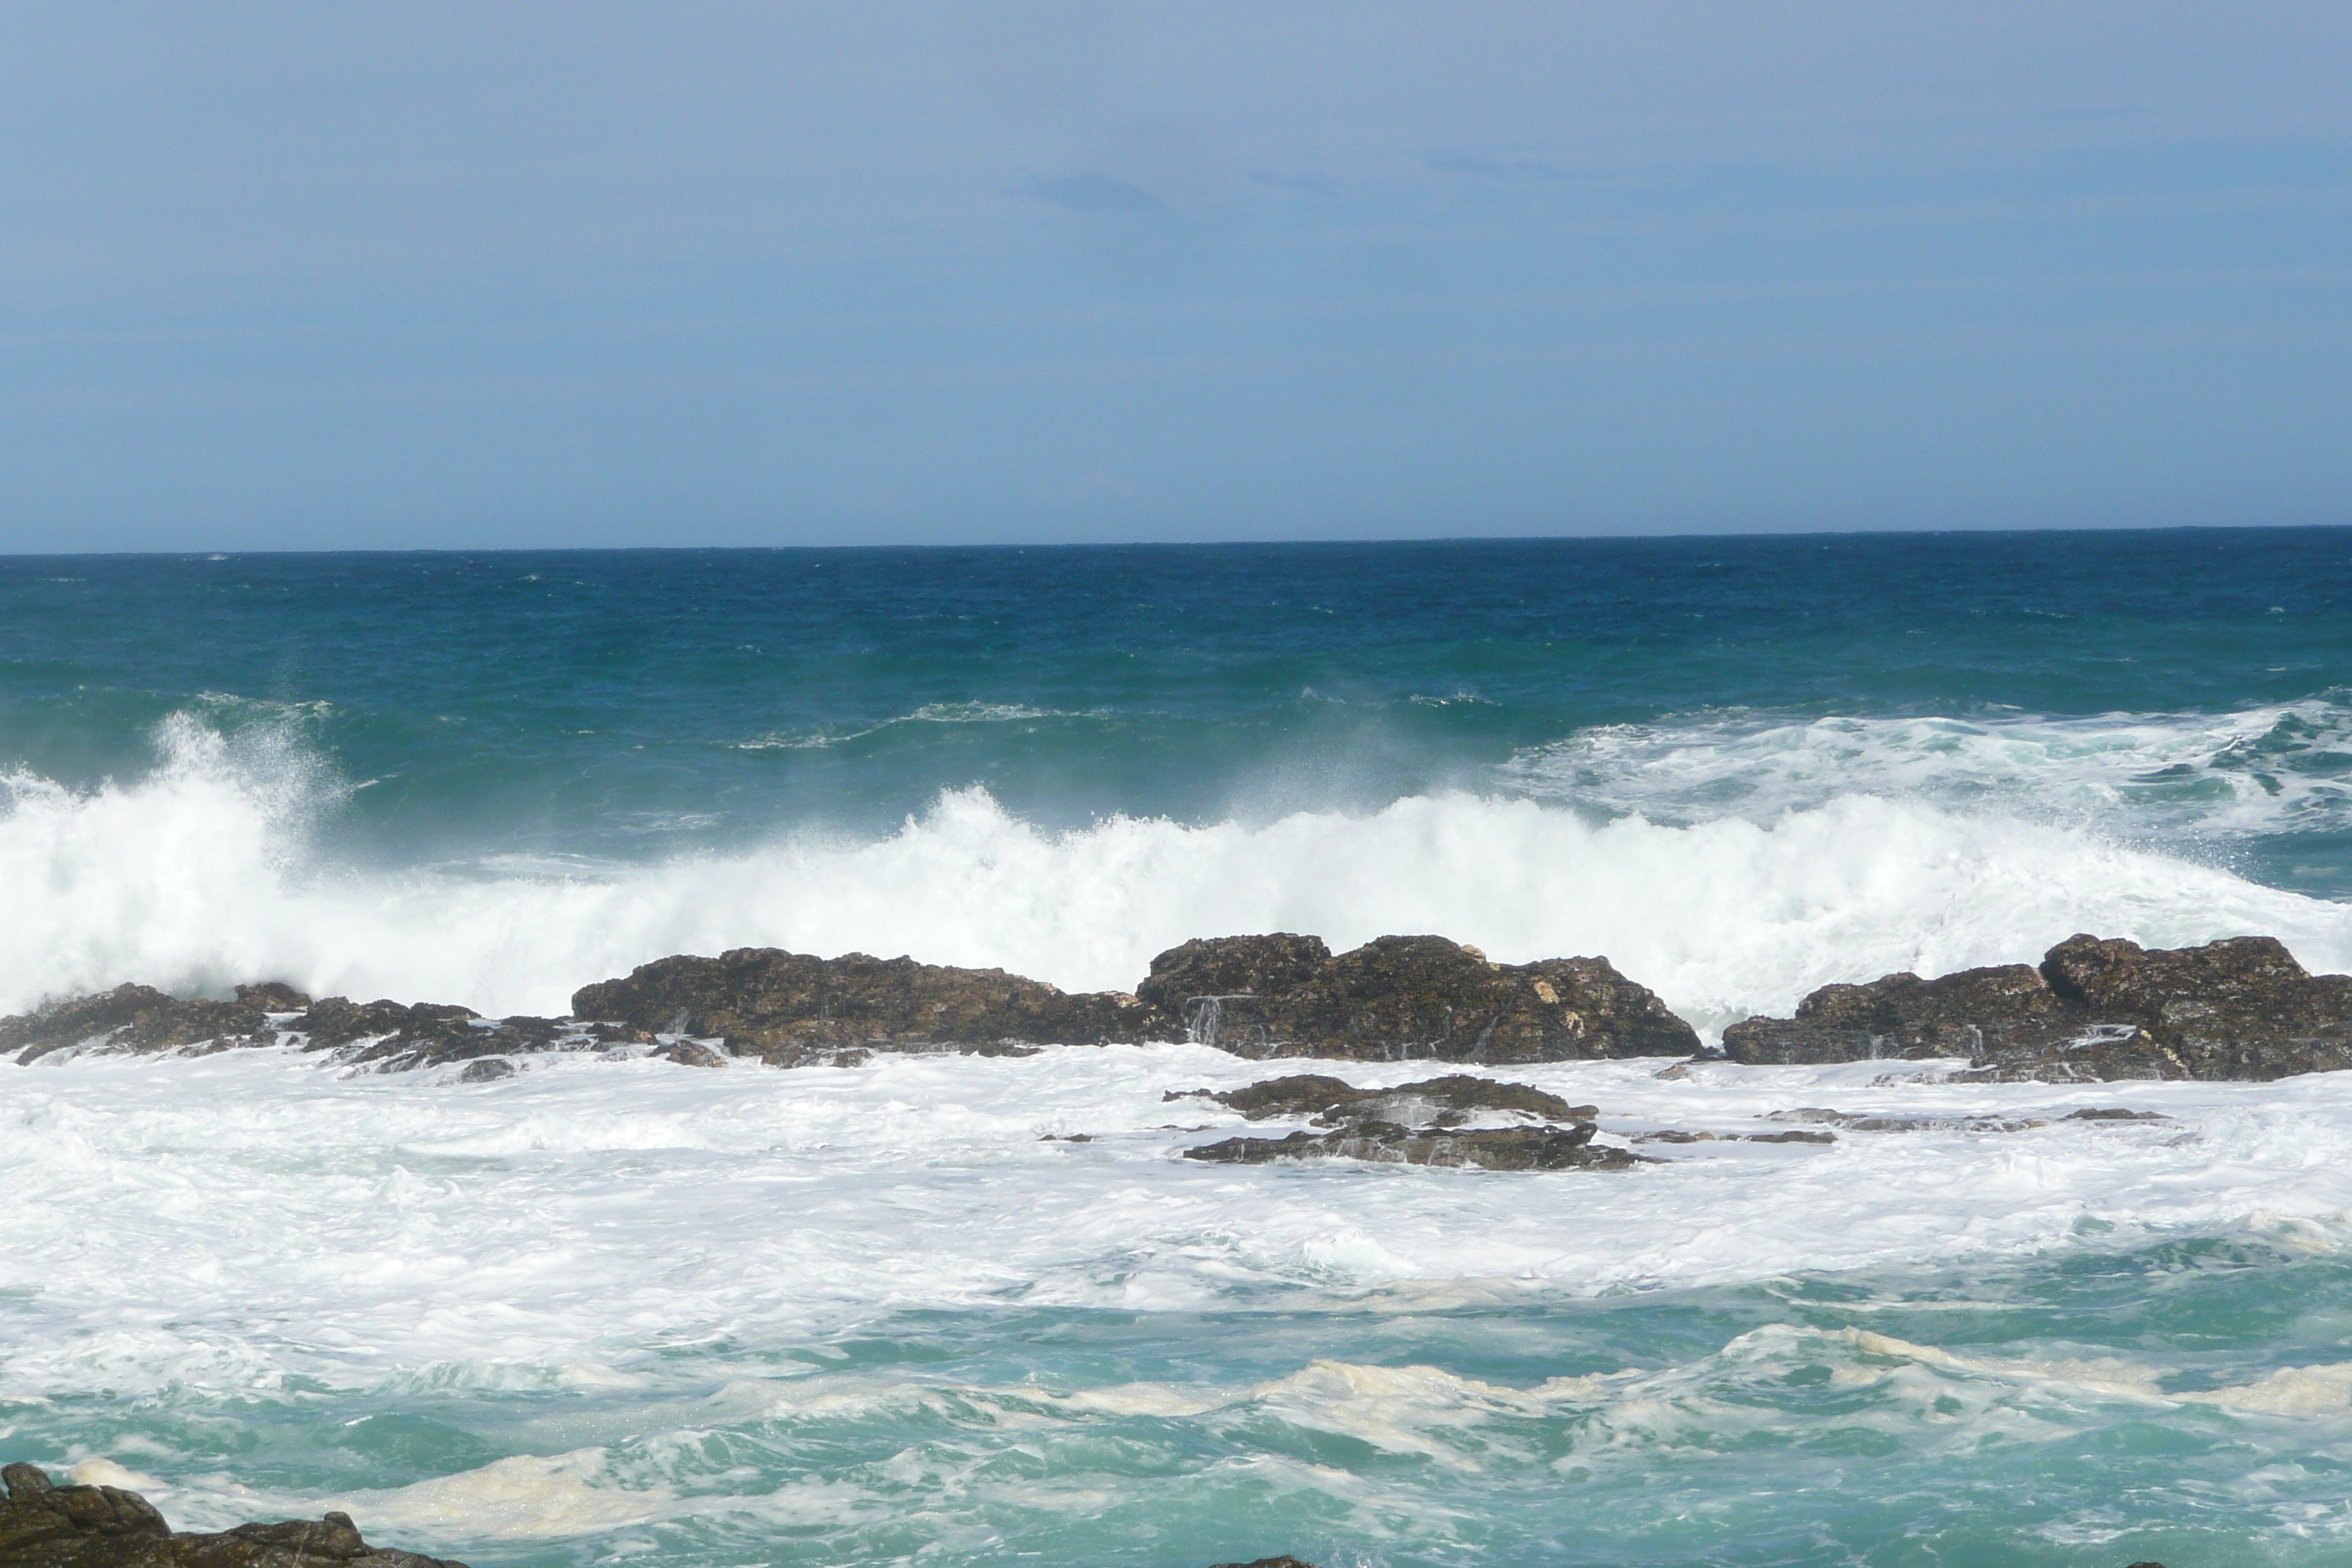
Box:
[1186,1120,1641,1172]
[568,948,1144,1064]
[1135,934,1700,1061]
[0,1463,464,1568]
[1723,934,2352,1081]
[1176,1068,1638,1171]
[1169,1072,1596,1127]
[1,985,652,1074]
[10,928,2350,1083]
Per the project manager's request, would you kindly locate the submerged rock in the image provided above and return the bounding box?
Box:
[1770,1107,2046,1134]
[1171,1072,1596,1127]
[1185,1120,1641,1171]
[1632,1128,1836,1145]
[568,948,1147,1063]
[1722,935,2352,1082]
[1137,933,1699,1062]
[0,1463,466,1568]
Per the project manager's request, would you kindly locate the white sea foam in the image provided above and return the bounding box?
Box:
[330,1451,669,1539]
[8,1044,2352,1407]
[4,710,2352,1031]
[1507,701,2352,840]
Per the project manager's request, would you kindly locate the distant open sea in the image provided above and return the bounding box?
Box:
[7,530,2352,1567]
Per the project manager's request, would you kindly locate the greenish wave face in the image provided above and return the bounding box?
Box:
[10,1237,2351,1567]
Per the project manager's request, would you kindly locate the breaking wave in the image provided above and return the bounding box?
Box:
[5,708,2352,1032]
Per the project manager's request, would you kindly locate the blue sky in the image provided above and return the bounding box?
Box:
[4,2,2349,549]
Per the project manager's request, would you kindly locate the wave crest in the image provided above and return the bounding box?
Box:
[3,711,2350,1030]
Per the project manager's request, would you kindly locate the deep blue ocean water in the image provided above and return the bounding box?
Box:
[4,529,2350,872]
[5,529,2352,1568]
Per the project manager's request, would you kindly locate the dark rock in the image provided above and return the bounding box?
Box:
[233,983,310,1013]
[2064,1107,2170,1121]
[1722,934,2352,1082]
[1139,933,1699,1062]
[0,1464,464,1568]
[3,986,275,1066]
[1136,935,1336,1021]
[569,948,1149,1063]
[1631,1128,1836,1145]
[1185,1120,1642,1171]
[304,1005,567,1075]
[1719,964,2063,1065]
[455,1058,515,1083]
[1210,1559,1322,1568]
[652,1040,728,1068]
[1771,1107,2044,1134]
[1172,1072,1596,1127]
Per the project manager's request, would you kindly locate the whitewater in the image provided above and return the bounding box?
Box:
[6,536,2352,1566]
[8,705,2352,1036]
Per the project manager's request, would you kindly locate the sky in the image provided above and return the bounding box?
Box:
[3,2,2349,550]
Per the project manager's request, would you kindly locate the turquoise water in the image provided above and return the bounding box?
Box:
[4,530,2352,1564]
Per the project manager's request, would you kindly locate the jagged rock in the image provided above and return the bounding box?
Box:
[1185,1120,1641,1171]
[1169,1072,1597,1127]
[1722,934,2352,1082]
[3,986,275,1066]
[652,1040,728,1068]
[306,1006,568,1074]
[455,1058,514,1083]
[1138,933,1699,1062]
[1210,1559,1322,1568]
[568,948,1147,1063]
[0,1464,464,1568]
[233,983,310,1013]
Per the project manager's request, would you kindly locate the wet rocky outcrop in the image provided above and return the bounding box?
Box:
[1171,1072,1597,1127]
[2,987,651,1074]
[1137,934,1699,1062]
[1,934,1689,1073]
[15,928,2348,1084]
[568,948,1147,1064]
[1,986,277,1066]
[1186,1120,1641,1171]
[0,1463,464,1568]
[1177,1068,1638,1171]
[1722,934,2352,1082]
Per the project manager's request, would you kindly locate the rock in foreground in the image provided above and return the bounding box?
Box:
[1722,934,2352,1081]
[0,1463,465,1568]
[1172,1072,1597,1126]
[1179,1068,1637,1171]
[1186,1119,1640,1171]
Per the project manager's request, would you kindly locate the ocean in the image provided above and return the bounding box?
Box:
[4,530,2352,1566]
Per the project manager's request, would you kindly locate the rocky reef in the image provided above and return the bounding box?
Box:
[8,929,2352,1085]
[0,984,654,1076]
[1723,933,2352,1081]
[3,934,1692,1071]
[0,1463,464,1568]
